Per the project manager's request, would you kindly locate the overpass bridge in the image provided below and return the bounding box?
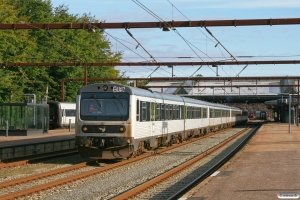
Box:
[146,78,299,104]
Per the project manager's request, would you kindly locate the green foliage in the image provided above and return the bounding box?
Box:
[0,0,123,103]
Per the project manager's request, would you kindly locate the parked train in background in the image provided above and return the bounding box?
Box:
[248,112,254,118]
[74,82,248,160]
[47,101,76,129]
[255,110,270,120]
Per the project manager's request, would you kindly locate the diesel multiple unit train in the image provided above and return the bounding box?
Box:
[75,83,248,159]
[48,101,76,129]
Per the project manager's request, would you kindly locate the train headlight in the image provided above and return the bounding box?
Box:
[82,126,88,132]
[119,126,126,133]
[103,85,108,91]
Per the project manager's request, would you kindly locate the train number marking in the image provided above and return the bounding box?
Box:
[113,86,125,92]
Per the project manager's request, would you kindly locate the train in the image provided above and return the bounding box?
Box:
[75,82,248,159]
[255,111,270,120]
[248,112,254,118]
[48,101,76,129]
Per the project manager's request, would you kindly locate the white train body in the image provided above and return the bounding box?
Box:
[75,83,248,159]
[48,101,76,129]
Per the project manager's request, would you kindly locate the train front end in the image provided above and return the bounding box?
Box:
[75,83,133,159]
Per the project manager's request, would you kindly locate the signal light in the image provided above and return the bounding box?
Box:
[82,126,88,132]
[103,85,108,91]
[119,126,126,133]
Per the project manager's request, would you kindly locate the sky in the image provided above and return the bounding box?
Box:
[50,0,300,79]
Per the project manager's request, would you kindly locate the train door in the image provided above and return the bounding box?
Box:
[184,105,187,137]
[62,108,66,124]
[150,101,156,137]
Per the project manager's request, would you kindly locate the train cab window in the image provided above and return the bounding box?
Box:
[142,102,147,121]
[80,92,129,121]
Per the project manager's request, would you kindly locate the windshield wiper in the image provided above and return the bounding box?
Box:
[114,93,124,108]
[112,93,125,119]
[93,93,102,109]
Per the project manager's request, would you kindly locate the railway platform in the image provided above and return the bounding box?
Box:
[183,121,300,200]
[0,129,75,161]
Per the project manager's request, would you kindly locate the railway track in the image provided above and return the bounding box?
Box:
[0,123,259,199]
[0,150,78,169]
[115,123,262,200]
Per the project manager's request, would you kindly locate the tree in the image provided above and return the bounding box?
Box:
[0,0,123,102]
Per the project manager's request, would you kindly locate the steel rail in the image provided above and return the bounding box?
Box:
[0,128,229,199]
[0,150,78,169]
[0,162,92,189]
[0,160,31,169]
[0,18,300,29]
[112,125,258,200]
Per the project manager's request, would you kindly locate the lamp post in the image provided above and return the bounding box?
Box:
[278,93,291,133]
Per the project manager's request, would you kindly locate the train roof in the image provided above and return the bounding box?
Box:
[78,83,243,110]
[47,101,75,105]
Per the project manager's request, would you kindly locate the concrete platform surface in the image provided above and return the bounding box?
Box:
[0,129,74,148]
[185,122,300,200]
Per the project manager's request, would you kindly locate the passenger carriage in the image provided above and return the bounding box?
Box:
[75,82,247,159]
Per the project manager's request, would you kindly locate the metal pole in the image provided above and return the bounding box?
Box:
[61,79,65,102]
[289,94,291,133]
[69,119,71,132]
[5,120,8,137]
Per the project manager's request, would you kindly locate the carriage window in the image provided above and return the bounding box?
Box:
[174,105,179,120]
[193,107,196,119]
[136,100,139,121]
[156,103,161,121]
[199,107,202,118]
[165,104,170,120]
[161,104,165,120]
[150,102,156,121]
[203,108,207,118]
[180,105,184,119]
[65,109,76,117]
[169,105,173,120]
[210,108,214,118]
[142,102,147,121]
